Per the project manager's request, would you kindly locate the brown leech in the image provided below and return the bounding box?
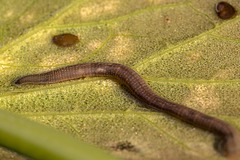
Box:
[216,2,237,19]
[52,33,79,47]
[14,62,240,158]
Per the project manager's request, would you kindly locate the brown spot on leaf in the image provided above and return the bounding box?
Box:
[215,2,237,19]
[112,141,138,152]
[52,33,79,47]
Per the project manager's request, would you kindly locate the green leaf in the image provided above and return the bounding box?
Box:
[0,0,239,160]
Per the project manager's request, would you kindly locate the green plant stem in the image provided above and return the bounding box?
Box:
[0,109,121,160]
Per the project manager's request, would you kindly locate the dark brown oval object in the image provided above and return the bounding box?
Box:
[216,2,236,19]
[52,33,79,47]
[14,62,240,158]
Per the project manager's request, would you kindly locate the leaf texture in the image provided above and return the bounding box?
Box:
[0,0,239,159]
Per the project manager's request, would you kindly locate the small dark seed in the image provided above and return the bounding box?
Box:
[52,33,79,47]
[113,141,137,152]
[216,2,236,19]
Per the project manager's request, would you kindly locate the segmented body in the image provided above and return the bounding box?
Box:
[14,62,240,158]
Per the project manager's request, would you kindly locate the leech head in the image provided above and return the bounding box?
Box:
[221,128,240,159]
[12,76,33,85]
[12,74,51,85]
[11,77,22,86]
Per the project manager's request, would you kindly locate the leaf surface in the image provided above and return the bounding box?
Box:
[0,0,239,159]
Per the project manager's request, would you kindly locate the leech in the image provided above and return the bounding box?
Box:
[14,62,240,158]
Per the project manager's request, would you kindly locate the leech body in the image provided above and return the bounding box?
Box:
[14,62,240,158]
